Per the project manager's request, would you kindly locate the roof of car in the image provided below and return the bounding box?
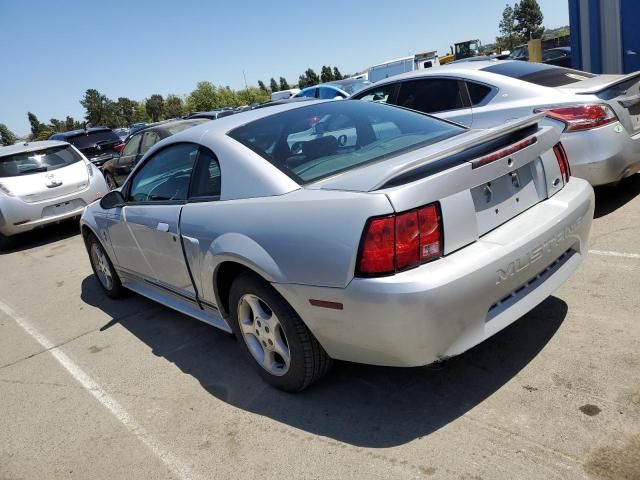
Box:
[50,127,112,138]
[0,140,69,158]
[128,118,207,136]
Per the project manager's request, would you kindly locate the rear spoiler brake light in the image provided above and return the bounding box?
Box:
[472,136,537,169]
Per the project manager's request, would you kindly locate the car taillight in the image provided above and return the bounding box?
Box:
[113,142,125,153]
[553,142,571,184]
[357,203,442,277]
[535,104,618,132]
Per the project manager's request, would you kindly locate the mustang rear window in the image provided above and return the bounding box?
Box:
[63,131,120,149]
[228,101,464,184]
[483,62,595,87]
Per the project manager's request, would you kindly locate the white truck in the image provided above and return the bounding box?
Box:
[271,88,300,101]
[368,51,440,83]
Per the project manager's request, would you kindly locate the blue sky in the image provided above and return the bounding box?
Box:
[0,0,569,135]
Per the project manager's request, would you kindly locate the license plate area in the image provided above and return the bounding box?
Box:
[471,162,543,236]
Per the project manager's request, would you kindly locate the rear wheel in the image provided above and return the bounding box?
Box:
[229,273,332,392]
[87,234,123,298]
[104,172,117,191]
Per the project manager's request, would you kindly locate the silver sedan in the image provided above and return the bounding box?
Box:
[81,100,594,391]
[0,140,108,249]
[353,60,640,186]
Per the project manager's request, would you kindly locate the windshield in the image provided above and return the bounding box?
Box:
[338,80,372,95]
[165,119,209,135]
[65,131,120,150]
[228,100,464,184]
[483,62,595,87]
[0,145,84,177]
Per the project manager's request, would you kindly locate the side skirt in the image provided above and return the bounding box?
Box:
[118,270,232,333]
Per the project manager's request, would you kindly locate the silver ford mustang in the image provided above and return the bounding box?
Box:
[81,100,594,391]
[353,60,640,186]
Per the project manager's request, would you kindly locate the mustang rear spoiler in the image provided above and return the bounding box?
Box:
[377,113,546,189]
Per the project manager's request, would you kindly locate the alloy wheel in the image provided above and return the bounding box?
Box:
[237,293,291,376]
[91,242,114,291]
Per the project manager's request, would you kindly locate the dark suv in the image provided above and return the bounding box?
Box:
[49,128,121,167]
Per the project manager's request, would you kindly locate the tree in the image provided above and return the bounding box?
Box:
[279,77,290,90]
[80,89,109,126]
[333,67,343,80]
[258,80,268,93]
[498,3,520,50]
[145,94,165,122]
[114,97,138,125]
[165,95,184,118]
[270,78,279,92]
[237,87,269,106]
[298,68,320,88]
[186,81,218,112]
[65,116,84,131]
[0,124,17,146]
[514,0,544,40]
[320,66,334,83]
[27,112,43,138]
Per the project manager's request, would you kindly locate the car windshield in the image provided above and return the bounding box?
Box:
[165,119,208,135]
[65,131,120,149]
[0,145,84,177]
[483,62,595,87]
[228,100,464,184]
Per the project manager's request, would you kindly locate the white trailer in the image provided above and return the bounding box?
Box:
[367,51,440,83]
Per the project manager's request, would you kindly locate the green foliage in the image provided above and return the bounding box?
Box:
[514,0,544,40]
[237,87,269,106]
[80,89,110,126]
[279,77,290,90]
[114,97,138,125]
[0,123,17,146]
[258,80,268,93]
[186,81,218,112]
[498,3,522,50]
[165,95,184,118]
[298,68,320,88]
[269,78,279,92]
[320,66,334,83]
[332,67,343,80]
[28,112,43,138]
[145,94,165,122]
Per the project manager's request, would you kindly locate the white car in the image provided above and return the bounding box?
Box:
[0,140,108,249]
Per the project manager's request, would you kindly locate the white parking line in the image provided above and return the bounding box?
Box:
[589,249,640,259]
[0,299,199,480]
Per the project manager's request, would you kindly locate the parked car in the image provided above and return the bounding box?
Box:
[101,118,209,189]
[271,88,301,101]
[49,128,121,168]
[352,60,640,185]
[82,100,593,391]
[542,47,572,68]
[294,79,371,100]
[113,128,130,141]
[129,122,148,134]
[0,141,107,249]
[186,109,236,120]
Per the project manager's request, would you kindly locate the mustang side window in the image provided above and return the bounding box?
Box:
[128,144,198,202]
[190,149,222,199]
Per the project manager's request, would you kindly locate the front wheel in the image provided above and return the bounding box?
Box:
[88,234,123,298]
[0,231,15,251]
[229,273,332,392]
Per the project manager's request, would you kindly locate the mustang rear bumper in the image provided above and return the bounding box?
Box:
[274,179,594,367]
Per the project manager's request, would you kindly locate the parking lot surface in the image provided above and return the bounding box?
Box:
[1,177,639,480]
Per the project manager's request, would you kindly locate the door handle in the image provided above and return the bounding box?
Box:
[156,222,170,232]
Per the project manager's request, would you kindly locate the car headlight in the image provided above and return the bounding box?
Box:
[86,161,95,177]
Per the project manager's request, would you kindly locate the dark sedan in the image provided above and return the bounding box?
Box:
[101,118,209,189]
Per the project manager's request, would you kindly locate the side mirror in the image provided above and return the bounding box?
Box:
[100,190,125,209]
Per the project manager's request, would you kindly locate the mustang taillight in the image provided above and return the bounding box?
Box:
[553,142,571,184]
[535,104,618,132]
[357,203,442,277]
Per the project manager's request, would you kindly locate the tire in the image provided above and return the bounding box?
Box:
[0,231,15,251]
[87,233,124,299]
[104,172,117,191]
[229,272,332,392]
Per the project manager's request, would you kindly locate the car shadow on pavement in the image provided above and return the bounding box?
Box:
[0,218,80,255]
[81,275,567,448]
[594,175,640,218]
